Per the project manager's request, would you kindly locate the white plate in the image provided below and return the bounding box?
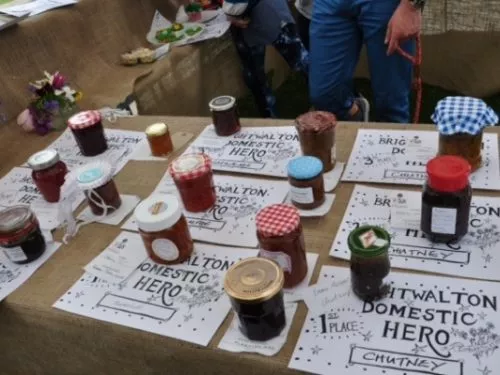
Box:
[147,22,206,47]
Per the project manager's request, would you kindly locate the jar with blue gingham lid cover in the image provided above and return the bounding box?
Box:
[287,156,325,210]
[432,96,499,171]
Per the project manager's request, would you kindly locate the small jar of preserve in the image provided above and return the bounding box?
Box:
[169,153,216,212]
[421,155,472,243]
[348,225,391,301]
[68,110,108,156]
[224,257,286,341]
[145,123,174,157]
[287,156,325,210]
[0,206,46,264]
[135,194,193,264]
[28,149,68,203]
[209,96,241,136]
[256,204,307,288]
[75,162,122,216]
[295,111,337,172]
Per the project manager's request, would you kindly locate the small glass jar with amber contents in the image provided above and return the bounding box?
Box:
[209,96,241,136]
[256,204,307,288]
[438,133,482,172]
[135,194,193,264]
[224,257,286,341]
[348,225,391,302]
[68,110,108,157]
[295,111,337,172]
[28,149,68,203]
[287,156,325,210]
[145,123,174,157]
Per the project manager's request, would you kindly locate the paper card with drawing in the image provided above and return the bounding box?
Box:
[330,185,500,282]
[122,174,289,248]
[54,232,257,346]
[0,167,84,230]
[342,129,500,190]
[289,265,500,375]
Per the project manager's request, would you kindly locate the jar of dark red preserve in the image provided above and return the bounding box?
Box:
[68,110,108,156]
[421,155,472,243]
[28,149,68,203]
[209,96,241,136]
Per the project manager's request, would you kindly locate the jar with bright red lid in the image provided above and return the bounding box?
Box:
[169,153,216,212]
[255,204,308,288]
[67,110,108,156]
[28,149,68,203]
[421,155,472,243]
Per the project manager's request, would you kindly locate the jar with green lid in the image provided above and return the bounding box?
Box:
[348,225,391,301]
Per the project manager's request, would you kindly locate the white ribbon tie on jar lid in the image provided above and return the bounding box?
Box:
[431,96,499,135]
[58,161,116,244]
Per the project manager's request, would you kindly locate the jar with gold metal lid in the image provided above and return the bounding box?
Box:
[145,123,174,157]
[224,257,286,341]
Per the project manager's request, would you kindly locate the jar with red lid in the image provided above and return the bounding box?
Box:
[0,206,46,264]
[169,153,216,212]
[209,96,241,136]
[421,155,472,243]
[135,194,193,264]
[67,110,108,156]
[28,149,68,203]
[256,204,308,288]
[75,161,122,216]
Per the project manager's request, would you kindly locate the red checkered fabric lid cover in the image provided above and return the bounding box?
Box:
[256,204,300,237]
[67,110,102,130]
[169,153,212,182]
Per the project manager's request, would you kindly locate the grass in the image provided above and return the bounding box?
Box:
[238,73,500,123]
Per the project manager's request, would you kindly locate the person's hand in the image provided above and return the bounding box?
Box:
[385,0,422,55]
[227,15,250,28]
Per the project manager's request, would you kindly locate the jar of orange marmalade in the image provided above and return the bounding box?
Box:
[145,123,174,157]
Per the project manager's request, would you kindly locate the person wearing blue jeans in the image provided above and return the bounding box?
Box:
[310,0,424,123]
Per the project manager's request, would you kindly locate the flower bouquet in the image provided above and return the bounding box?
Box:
[185,2,202,22]
[17,71,82,135]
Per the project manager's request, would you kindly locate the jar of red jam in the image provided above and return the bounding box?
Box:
[421,156,472,243]
[295,111,337,172]
[145,123,174,157]
[75,162,122,216]
[169,153,216,212]
[27,149,68,203]
[287,156,325,210]
[135,194,194,264]
[256,204,308,288]
[209,96,241,136]
[68,110,108,156]
[0,206,46,264]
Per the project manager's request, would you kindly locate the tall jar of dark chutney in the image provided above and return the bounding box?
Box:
[421,155,472,243]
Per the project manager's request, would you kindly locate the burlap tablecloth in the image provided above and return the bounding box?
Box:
[0,116,499,374]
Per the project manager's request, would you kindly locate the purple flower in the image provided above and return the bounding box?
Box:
[44,100,60,112]
[52,72,66,90]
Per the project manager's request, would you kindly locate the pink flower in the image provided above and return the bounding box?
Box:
[52,72,66,90]
[17,109,35,132]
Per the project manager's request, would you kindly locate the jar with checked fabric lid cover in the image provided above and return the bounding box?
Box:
[169,153,216,212]
[287,156,325,210]
[68,110,108,156]
[256,204,307,288]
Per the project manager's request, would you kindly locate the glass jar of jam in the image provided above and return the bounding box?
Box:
[224,257,286,341]
[68,110,108,156]
[295,111,337,172]
[145,122,174,157]
[209,96,241,136]
[256,204,307,288]
[348,225,391,301]
[75,162,122,216]
[421,155,472,243]
[169,153,216,212]
[135,194,194,265]
[27,149,68,203]
[438,132,482,172]
[0,206,46,264]
[287,156,325,210]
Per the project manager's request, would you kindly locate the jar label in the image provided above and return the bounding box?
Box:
[175,155,203,172]
[431,207,457,234]
[152,239,180,261]
[258,249,292,273]
[2,246,27,263]
[149,202,167,215]
[78,168,103,184]
[290,186,314,204]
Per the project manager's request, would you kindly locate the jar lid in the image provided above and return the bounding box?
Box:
[67,110,102,130]
[209,96,236,111]
[426,155,471,193]
[27,149,60,171]
[135,194,183,232]
[145,123,168,137]
[295,111,337,133]
[256,204,300,238]
[169,153,212,182]
[224,257,284,304]
[348,225,390,257]
[75,161,114,190]
[287,156,323,180]
[0,206,33,234]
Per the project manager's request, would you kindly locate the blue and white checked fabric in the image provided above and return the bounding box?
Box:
[431,96,498,135]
